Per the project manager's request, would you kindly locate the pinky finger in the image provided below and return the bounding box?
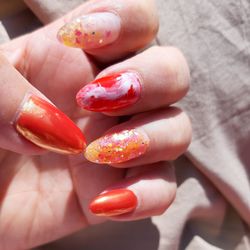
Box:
[89,162,176,220]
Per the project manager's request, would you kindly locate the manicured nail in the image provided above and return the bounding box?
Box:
[15,95,86,154]
[84,129,149,164]
[76,72,142,112]
[89,189,137,216]
[57,12,121,49]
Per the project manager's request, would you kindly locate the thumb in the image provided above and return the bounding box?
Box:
[0,54,86,155]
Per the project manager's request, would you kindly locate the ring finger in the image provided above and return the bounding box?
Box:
[84,107,192,167]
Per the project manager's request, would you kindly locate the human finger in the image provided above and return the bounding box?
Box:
[89,162,176,219]
[84,107,192,166]
[57,0,159,63]
[76,46,190,115]
[0,53,86,155]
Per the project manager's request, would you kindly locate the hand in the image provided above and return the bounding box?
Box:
[0,0,191,249]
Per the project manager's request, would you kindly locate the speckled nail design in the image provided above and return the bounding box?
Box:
[57,12,121,49]
[84,129,149,164]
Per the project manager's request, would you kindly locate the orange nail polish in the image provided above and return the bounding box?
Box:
[15,95,86,154]
[89,189,137,216]
[84,129,149,164]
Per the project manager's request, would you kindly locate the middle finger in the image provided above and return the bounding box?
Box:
[76,46,190,115]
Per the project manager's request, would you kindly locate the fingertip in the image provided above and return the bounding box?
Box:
[56,0,159,63]
[89,163,177,220]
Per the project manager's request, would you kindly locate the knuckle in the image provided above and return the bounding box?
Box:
[171,110,192,159]
[154,184,176,216]
[174,48,190,94]
[126,0,159,39]
[149,46,190,99]
[161,107,192,160]
[167,47,190,95]
[180,111,192,147]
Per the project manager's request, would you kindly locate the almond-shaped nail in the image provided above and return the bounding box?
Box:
[57,12,121,49]
[76,72,142,112]
[84,129,149,164]
[15,95,86,154]
[89,189,137,216]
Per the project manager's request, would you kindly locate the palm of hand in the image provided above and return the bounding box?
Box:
[0,22,124,249]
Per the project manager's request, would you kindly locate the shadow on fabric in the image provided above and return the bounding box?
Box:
[38,219,160,250]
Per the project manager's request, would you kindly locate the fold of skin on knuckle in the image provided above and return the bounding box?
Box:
[153,186,176,216]
[132,107,191,162]
[127,0,159,42]
[147,160,177,217]
[153,170,177,216]
[151,165,176,216]
[128,162,176,218]
[180,111,192,147]
[139,0,159,39]
[173,47,190,96]
[156,46,190,101]
[110,0,159,45]
[156,193,176,215]
[161,108,192,161]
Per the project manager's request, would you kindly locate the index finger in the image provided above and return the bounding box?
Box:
[0,54,86,155]
[57,0,159,63]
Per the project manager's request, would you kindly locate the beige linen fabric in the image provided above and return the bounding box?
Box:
[0,0,249,249]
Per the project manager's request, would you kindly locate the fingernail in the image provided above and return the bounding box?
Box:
[89,189,137,216]
[84,129,149,164]
[76,72,142,112]
[15,95,86,154]
[57,12,121,49]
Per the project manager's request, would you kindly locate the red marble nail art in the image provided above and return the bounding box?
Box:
[76,72,142,112]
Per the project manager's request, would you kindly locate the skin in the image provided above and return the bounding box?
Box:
[0,0,191,249]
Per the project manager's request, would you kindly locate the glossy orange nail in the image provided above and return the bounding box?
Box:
[84,129,149,164]
[15,95,86,154]
[89,189,137,216]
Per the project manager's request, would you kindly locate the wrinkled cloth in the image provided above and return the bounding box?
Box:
[0,0,249,249]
